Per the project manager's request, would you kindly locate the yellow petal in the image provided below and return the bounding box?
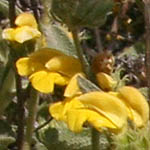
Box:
[130,109,144,127]
[64,73,84,98]
[15,13,38,28]
[49,101,66,121]
[50,97,117,133]
[45,55,82,77]
[96,72,117,91]
[16,57,44,76]
[109,92,134,120]
[67,109,117,133]
[49,98,83,121]
[30,48,64,65]
[29,71,68,93]
[16,57,31,76]
[16,49,65,76]
[118,86,149,127]
[51,73,69,86]
[13,26,41,43]
[87,110,117,132]
[2,28,15,41]
[29,71,55,93]
[77,92,128,129]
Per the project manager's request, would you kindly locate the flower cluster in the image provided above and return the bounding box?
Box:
[7,13,149,135]
[2,13,41,43]
[16,48,82,93]
[49,73,149,133]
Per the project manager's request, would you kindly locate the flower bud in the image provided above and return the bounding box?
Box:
[92,51,115,74]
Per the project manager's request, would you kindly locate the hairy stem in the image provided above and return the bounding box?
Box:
[71,28,89,76]
[22,88,39,150]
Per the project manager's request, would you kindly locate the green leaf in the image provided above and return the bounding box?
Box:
[0,69,15,117]
[0,120,15,149]
[77,76,100,93]
[38,120,92,150]
[51,0,114,28]
[0,135,15,147]
[41,24,77,57]
[34,142,48,150]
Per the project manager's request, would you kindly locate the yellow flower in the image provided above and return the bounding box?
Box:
[95,72,149,127]
[16,48,82,93]
[96,72,117,91]
[50,73,149,133]
[2,13,41,43]
[109,86,149,127]
[49,92,128,133]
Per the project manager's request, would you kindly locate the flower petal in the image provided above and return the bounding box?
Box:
[52,72,69,86]
[16,49,66,76]
[50,98,117,133]
[2,28,15,41]
[49,101,66,121]
[109,92,133,120]
[67,109,117,133]
[16,57,44,76]
[77,92,128,129]
[15,13,38,28]
[29,71,55,93]
[45,55,82,77]
[29,71,68,93]
[96,72,117,91]
[118,86,149,127]
[49,98,83,121]
[64,73,84,98]
[30,48,64,65]
[13,26,41,43]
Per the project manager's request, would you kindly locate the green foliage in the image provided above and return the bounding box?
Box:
[0,135,15,148]
[38,120,92,150]
[77,75,101,93]
[51,0,114,28]
[41,24,77,57]
[0,120,15,149]
[113,124,150,150]
[36,120,112,150]
[0,69,15,117]
[0,0,149,150]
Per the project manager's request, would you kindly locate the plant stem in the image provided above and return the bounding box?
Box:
[8,0,16,27]
[144,0,150,100]
[34,117,52,132]
[71,27,89,76]
[15,74,25,150]
[22,88,39,150]
[92,128,100,150]
[71,27,100,150]
[94,28,103,52]
[8,1,26,149]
